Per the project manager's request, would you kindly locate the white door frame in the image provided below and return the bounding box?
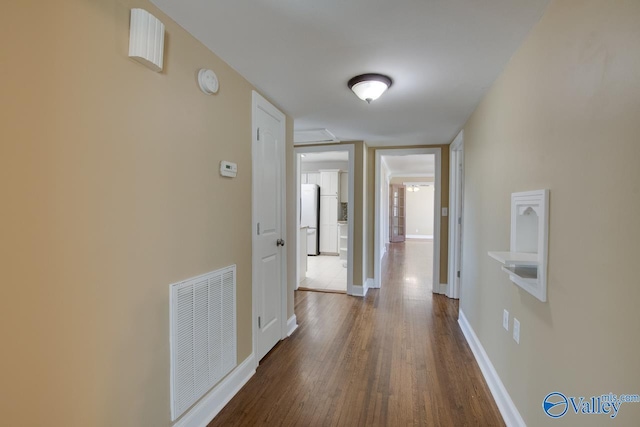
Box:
[374,148,442,292]
[251,91,287,367]
[447,131,464,299]
[294,144,355,295]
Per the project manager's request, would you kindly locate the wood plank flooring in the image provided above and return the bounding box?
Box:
[208,240,504,426]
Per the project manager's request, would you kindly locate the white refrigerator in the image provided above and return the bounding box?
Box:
[301,184,320,255]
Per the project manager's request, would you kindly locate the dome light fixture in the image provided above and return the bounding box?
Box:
[348,73,393,103]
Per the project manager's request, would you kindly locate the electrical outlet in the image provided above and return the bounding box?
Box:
[503,309,509,331]
[513,318,520,344]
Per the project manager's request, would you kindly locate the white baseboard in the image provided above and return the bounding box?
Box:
[433,283,448,294]
[365,278,375,289]
[350,281,369,297]
[458,311,525,427]
[287,314,298,336]
[173,353,256,427]
[406,234,433,239]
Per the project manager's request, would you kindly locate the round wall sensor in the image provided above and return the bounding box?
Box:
[198,69,219,95]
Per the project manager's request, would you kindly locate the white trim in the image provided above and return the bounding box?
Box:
[458,311,525,427]
[381,157,391,180]
[350,282,369,297]
[447,130,464,299]
[406,234,433,239]
[294,144,355,296]
[451,129,464,151]
[287,315,298,336]
[374,148,441,291]
[251,91,288,366]
[432,283,448,294]
[403,181,434,186]
[173,353,256,427]
[365,278,375,289]
[388,172,435,178]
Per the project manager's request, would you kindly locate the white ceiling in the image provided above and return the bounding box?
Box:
[383,154,435,177]
[150,0,549,147]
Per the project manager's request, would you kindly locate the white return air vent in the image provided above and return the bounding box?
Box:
[294,128,339,145]
[170,265,236,421]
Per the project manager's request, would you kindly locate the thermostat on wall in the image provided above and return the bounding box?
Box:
[220,161,237,178]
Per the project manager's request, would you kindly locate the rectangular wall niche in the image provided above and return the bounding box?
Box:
[488,189,549,301]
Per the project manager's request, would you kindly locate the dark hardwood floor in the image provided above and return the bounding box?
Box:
[208,240,504,426]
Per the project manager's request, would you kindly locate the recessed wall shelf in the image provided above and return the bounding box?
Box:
[488,251,538,266]
[488,189,549,302]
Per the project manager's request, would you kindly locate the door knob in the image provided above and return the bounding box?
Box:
[277,238,285,247]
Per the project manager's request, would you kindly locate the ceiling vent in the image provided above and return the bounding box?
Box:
[294,128,339,145]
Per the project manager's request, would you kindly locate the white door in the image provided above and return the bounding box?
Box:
[447,132,464,299]
[252,92,286,362]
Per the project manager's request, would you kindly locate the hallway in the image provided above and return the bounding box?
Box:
[208,241,504,426]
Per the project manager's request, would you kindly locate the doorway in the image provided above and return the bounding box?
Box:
[374,148,442,293]
[294,145,354,295]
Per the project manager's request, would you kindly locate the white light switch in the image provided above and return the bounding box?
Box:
[442,207,448,216]
[513,318,520,344]
[503,309,509,331]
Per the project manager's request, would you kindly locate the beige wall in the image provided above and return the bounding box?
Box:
[0,1,292,425]
[366,146,449,284]
[460,0,640,425]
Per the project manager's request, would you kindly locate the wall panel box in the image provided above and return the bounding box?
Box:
[128,9,165,72]
[488,189,549,301]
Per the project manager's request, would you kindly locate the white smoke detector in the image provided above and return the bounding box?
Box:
[198,69,219,95]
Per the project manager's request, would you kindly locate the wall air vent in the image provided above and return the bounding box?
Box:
[294,128,340,145]
[169,265,236,420]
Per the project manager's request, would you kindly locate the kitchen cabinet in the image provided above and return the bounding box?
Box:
[319,195,339,253]
[320,170,339,196]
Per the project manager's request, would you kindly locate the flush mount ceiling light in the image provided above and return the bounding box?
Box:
[406,185,420,192]
[348,73,393,103]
